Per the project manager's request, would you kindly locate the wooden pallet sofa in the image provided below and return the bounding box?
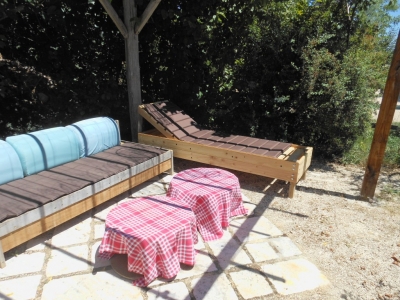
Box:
[138,101,313,198]
[0,117,173,268]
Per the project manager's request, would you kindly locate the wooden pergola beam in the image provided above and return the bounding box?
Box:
[360,31,400,200]
[135,0,162,34]
[98,0,162,141]
[98,0,128,39]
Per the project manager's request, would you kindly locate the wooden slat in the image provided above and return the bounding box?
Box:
[175,149,295,181]
[139,130,313,198]
[139,105,176,138]
[279,146,296,159]
[0,243,5,268]
[285,147,306,162]
[140,131,299,168]
[0,160,172,253]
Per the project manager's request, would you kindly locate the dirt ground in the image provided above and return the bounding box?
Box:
[174,158,400,300]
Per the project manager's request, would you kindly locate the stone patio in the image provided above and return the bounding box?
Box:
[0,170,330,300]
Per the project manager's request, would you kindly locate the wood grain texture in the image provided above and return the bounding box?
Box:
[0,160,172,253]
[139,130,313,197]
[0,150,173,237]
[139,105,176,138]
[123,0,142,142]
[361,32,400,199]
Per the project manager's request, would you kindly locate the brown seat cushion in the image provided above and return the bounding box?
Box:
[0,142,167,223]
[142,101,291,157]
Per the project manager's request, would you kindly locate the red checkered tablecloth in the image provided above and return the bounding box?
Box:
[167,168,248,241]
[98,195,197,287]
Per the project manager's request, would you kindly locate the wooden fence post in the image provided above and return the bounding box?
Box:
[360,31,400,200]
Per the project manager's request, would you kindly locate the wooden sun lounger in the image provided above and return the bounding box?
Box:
[138,101,313,198]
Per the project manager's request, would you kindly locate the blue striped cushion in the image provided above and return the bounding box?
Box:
[0,140,24,185]
[6,127,80,176]
[66,117,120,158]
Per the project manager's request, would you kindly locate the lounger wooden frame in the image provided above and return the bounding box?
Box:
[138,104,313,198]
[0,148,173,268]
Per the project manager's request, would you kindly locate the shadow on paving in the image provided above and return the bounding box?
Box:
[192,190,285,300]
[296,186,360,200]
[2,157,341,298]
[95,160,289,296]
[0,292,14,300]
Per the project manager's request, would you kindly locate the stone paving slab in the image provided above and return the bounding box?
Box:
[93,201,119,222]
[51,213,92,247]
[41,271,143,300]
[26,236,47,251]
[230,215,283,242]
[0,275,42,300]
[262,258,330,295]
[148,251,218,287]
[269,236,303,258]
[207,230,252,270]
[191,273,238,300]
[0,172,330,300]
[94,224,106,240]
[230,269,274,299]
[0,252,45,277]
[147,282,190,300]
[46,245,89,277]
[245,241,280,262]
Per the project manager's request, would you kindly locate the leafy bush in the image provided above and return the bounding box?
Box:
[342,126,400,168]
[0,0,396,156]
[294,36,379,158]
[0,59,58,138]
[0,0,130,139]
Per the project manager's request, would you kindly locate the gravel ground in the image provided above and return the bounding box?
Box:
[174,158,400,300]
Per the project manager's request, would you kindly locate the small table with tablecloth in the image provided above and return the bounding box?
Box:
[98,195,198,287]
[167,168,248,241]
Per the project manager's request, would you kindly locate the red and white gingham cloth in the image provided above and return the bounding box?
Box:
[167,168,248,241]
[98,195,197,287]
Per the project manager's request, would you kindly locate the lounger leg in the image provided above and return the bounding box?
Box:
[168,156,174,175]
[0,242,6,268]
[301,172,307,181]
[289,182,296,198]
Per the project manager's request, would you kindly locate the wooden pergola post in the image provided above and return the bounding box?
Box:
[123,0,142,142]
[98,0,161,142]
[360,31,400,200]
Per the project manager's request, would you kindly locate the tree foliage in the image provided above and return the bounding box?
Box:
[0,0,128,138]
[139,0,397,157]
[0,0,398,158]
